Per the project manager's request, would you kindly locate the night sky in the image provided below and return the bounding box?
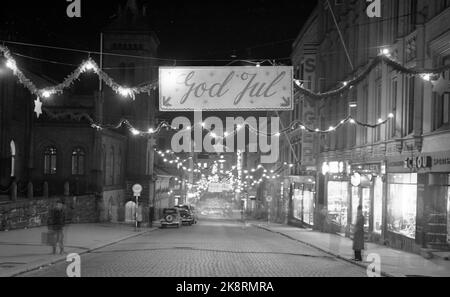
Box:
[1,0,317,64]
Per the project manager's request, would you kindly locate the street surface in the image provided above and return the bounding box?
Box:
[22,219,367,277]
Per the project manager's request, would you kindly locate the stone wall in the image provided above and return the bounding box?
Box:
[0,195,99,231]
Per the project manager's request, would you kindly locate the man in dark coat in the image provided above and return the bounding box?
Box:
[352,205,365,261]
[48,200,66,255]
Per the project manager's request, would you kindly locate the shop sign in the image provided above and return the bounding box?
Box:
[404,156,432,170]
[322,161,346,175]
[351,164,381,173]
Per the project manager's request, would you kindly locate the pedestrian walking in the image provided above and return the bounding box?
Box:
[352,205,365,262]
[47,199,66,255]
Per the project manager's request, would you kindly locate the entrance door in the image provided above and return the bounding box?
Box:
[125,201,136,223]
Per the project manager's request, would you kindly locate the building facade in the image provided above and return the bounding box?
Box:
[285,0,450,254]
[0,0,169,228]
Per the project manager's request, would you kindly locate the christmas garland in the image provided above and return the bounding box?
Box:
[294,55,450,100]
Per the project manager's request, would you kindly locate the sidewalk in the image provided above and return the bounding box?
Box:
[0,223,157,277]
[250,221,450,277]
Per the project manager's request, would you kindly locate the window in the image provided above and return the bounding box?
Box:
[327,181,349,231]
[390,79,398,138]
[360,85,369,144]
[44,147,57,175]
[373,177,383,234]
[116,149,122,184]
[406,77,415,135]
[434,57,450,130]
[387,173,417,239]
[375,79,382,142]
[71,148,86,175]
[109,147,115,185]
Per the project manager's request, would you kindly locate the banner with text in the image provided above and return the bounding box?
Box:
[159,66,293,111]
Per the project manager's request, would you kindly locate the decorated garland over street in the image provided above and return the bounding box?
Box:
[294,54,450,99]
[2,45,449,137]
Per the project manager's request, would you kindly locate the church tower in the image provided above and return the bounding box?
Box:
[100,0,160,213]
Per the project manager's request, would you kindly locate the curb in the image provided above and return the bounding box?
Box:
[252,223,395,278]
[1,227,158,277]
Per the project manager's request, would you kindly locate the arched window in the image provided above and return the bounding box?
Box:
[44,147,57,175]
[10,140,16,177]
[71,148,86,175]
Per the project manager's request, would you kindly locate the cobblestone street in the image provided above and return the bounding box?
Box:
[22,220,367,277]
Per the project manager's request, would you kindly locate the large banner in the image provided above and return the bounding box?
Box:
[159,66,293,111]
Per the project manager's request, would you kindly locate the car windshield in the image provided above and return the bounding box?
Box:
[163,209,177,214]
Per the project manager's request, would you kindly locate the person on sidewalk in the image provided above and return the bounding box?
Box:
[352,205,365,262]
[47,199,66,255]
[136,203,143,231]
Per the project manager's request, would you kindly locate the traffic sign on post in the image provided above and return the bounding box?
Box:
[132,184,143,197]
[132,184,143,231]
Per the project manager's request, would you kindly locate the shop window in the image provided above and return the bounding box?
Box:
[351,186,359,225]
[44,147,57,175]
[373,177,383,234]
[71,148,86,176]
[327,181,349,230]
[292,187,315,226]
[362,188,371,229]
[387,173,417,239]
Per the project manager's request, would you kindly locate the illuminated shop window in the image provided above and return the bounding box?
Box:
[387,173,417,239]
[327,181,349,230]
[373,177,383,234]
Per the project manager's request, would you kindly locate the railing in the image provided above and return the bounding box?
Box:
[0,179,92,202]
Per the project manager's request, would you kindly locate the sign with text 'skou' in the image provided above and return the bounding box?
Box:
[159,66,294,111]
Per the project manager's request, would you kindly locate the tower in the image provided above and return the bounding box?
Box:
[101,0,160,212]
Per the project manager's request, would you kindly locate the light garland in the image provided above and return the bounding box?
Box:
[2,45,441,139]
[0,45,157,117]
[293,52,450,100]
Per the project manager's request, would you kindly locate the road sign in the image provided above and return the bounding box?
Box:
[132,184,143,197]
[266,196,272,203]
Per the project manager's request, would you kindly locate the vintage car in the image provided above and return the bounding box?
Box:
[160,208,182,228]
[176,205,198,225]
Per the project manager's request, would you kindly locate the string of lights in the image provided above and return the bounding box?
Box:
[3,45,444,138]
